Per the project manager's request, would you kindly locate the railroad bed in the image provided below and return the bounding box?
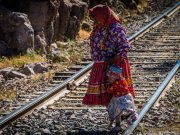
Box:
[0,3,180,135]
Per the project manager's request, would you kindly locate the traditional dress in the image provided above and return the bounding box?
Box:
[82,5,134,106]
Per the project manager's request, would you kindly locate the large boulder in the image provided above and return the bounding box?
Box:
[0,67,14,76]
[58,0,88,40]
[29,0,60,53]
[0,6,34,55]
[33,63,48,74]
[9,12,34,52]
[0,0,88,56]
[21,65,35,75]
[0,41,8,56]
[5,71,26,78]
[34,31,47,54]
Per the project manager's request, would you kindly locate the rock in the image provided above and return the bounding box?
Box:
[58,0,72,40]
[81,21,92,32]
[78,128,88,134]
[0,6,34,55]
[29,1,49,32]
[54,131,64,135]
[11,12,34,53]
[0,75,5,82]
[65,111,73,116]
[21,65,35,75]
[32,112,39,117]
[56,41,68,49]
[29,0,58,50]
[54,124,62,130]
[70,114,77,120]
[6,71,26,78]
[82,0,89,4]
[42,128,52,135]
[34,31,47,54]
[26,63,36,69]
[33,63,48,74]
[0,41,8,56]
[15,132,21,135]
[0,7,34,53]
[0,67,14,76]
[66,16,81,39]
[81,109,88,113]
[50,43,58,49]
[50,43,59,57]
[45,119,53,125]
[34,132,41,135]
[58,0,88,40]
[0,0,88,56]
[144,14,151,23]
[39,114,46,120]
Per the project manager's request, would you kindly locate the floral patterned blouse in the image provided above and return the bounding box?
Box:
[89,22,131,61]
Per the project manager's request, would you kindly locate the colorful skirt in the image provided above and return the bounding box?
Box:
[82,58,134,106]
[82,61,112,106]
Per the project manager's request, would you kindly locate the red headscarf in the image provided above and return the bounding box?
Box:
[89,4,120,27]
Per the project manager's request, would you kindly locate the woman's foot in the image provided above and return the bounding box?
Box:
[128,113,138,124]
[111,125,121,132]
[108,120,113,130]
[111,122,121,132]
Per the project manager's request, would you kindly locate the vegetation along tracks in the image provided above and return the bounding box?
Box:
[0,2,179,134]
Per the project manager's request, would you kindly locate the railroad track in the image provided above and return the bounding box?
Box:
[0,2,180,134]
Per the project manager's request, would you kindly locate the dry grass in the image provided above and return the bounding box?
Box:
[0,87,16,100]
[0,53,45,69]
[0,63,69,100]
[137,0,149,13]
[76,29,91,42]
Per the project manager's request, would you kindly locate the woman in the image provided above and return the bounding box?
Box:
[82,4,135,106]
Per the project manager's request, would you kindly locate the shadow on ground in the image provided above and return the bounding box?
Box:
[66,129,124,135]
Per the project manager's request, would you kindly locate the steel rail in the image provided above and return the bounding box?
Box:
[128,2,180,42]
[0,1,179,130]
[123,60,180,135]
[0,63,93,129]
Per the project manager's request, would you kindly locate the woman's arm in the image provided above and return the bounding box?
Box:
[115,27,131,59]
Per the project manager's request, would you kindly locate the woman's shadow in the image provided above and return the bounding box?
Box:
[66,114,129,135]
[66,129,124,135]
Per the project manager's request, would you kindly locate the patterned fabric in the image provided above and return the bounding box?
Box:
[107,66,123,79]
[82,62,112,106]
[107,94,137,122]
[89,22,131,61]
[115,58,134,97]
[89,5,120,27]
[107,79,130,97]
[82,22,134,106]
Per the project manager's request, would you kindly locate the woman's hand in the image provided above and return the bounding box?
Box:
[105,60,112,65]
[105,56,119,65]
